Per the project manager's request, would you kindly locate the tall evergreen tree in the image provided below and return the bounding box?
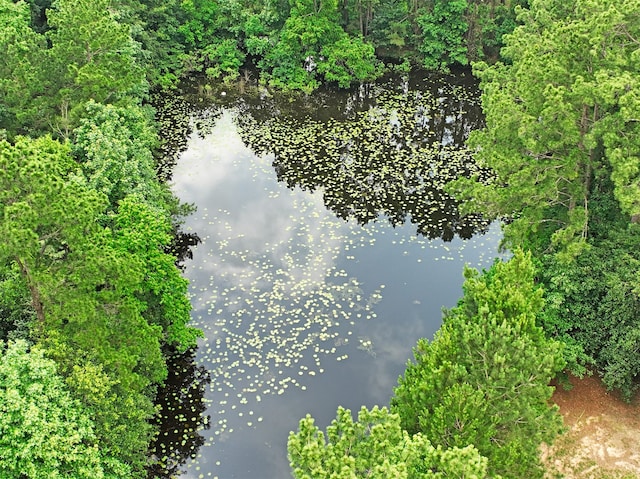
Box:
[392,250,565,478]
[449,0,640,256]
[0,136,174,477]
[288,406,490,478]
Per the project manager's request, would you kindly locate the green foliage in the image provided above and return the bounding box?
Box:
[262,44,320,92]
[203,38,247,82]
[464,1,527,62]
[0,0,146,137]
[368,0,410,53]
[112,196,202,351]
[0,339,129,478]
[0,136,176,477]
[72,101,162,207]
[0,137,101,297]
[449,0,640,256]
[260,0,383,91]
[179,0,222,47]
[72,100,200,351]
[72,101,201,351]
[1,0,539,98]
[176,0,263,81]
[262,0,342,91]
[1,0,204,475]
[0,265,34,342]
[244,14,272,55]
[416,0,468,70]
[112,0,191,88]
[539,220,640,400]
[0,0,47,136]
[288,405,490,478]
[441,0,640,401]
[317,35,380,87]
[392,250,565,478]
[45,0,146,135]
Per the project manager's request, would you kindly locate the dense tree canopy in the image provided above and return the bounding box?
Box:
[72,101,162,206]
[442,0,640,400]
[392,250,565,478]
[0,132,200,476]
[0,0,529,104]
[0,0,47,135]
[0,0,146,137]
[288,406,490,478]
[415,0,468,70]
[0,340,129,478]
[0,136,165,473]
[450,0,640,256]
[46,0,146,131]
[0,0,206,473]
[539,186,640,399]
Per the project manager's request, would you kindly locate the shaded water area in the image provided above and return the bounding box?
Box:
[150,70,506,478]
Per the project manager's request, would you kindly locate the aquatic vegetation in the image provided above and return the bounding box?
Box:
[235,77,491,241]
[148,348,211,478]
[155,71,504,477]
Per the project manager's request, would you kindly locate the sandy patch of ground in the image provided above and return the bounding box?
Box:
[542,375,640,479]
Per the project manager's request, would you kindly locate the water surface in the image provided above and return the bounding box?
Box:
[156,72,505,478]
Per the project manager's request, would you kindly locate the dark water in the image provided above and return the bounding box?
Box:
[151,71,505,479]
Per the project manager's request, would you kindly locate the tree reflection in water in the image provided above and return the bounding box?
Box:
[147,348,211,479]
[233,71,491,241]
[149,68,496,477]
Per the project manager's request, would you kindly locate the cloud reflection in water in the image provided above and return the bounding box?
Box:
[170,110,504,478]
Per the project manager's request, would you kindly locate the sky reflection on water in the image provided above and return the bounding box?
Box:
[168,110,505,479]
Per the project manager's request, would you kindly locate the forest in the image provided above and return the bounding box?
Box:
[1,0,639,477]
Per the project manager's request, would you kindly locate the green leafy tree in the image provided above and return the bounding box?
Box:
[1,0,147,137]
[262,0,342,91]
[243,14,273,56]
[262,0,381,90]
[100,0,191,88]
[0,0,46,136]
[540,213,640,399]
[0,265,34,342]
[450,0,640,256]
[177,0,257,81]
[0,136,168,476]
[416,0,468,70]
[72,102,201,351]
[339,0,379,38]
[288,405,490,478]
[0,135,97,328]
[317,35,379,87]
[0,339,129,478]
[462,1,524,62]
[392,250,565,478]
[112,195,202,351]
[72,100,162,207]
[44,0,146,136]
[202,38,247,82]
[368,0,409,54]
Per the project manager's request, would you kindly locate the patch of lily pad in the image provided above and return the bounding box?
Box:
[233,79,490,241]
[151,70,500,478]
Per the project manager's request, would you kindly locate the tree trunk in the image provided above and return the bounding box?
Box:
[16,257,46,329]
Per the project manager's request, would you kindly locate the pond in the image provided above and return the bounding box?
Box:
[150,70,506,479]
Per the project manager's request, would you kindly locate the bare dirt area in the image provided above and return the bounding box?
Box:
[542,375,640,479]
